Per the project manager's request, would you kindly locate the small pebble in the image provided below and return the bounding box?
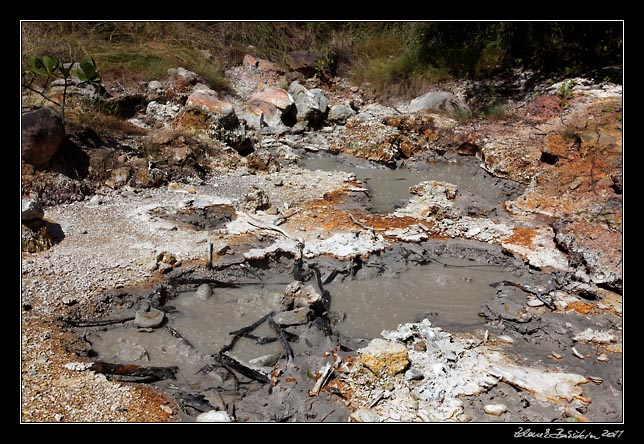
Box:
[497,335,514,344]
[195,283,213,301]
[414,341,427,352]
[596,353,609,362]
[160,405,173,414]
[196,410,232,422]
[484,404,507,416]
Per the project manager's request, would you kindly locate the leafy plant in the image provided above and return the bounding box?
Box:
[557,79,574,109]
[314,48,337,80]
[22,54,107,125]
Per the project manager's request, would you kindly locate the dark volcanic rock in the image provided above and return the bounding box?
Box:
[22,107,66,167]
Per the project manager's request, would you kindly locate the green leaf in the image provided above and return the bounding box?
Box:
[306,370,314,379]
[42,55,60,74]
[28,55,47,77]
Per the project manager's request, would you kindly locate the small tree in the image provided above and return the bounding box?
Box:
[22,55,106,125]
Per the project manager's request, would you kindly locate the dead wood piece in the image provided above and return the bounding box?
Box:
[91,362,178,382]
[177,392,216,413]
[60,316,135,327]
[309,265,333,336]
[214,353,270,384]
[274,208,300,226]
[491,280,556,310]
[367,390,385,408]
[348,213,377,235]
[172,278,240,288]
[229,312,274,337]
[308,361,333,396]
[246,213,299,241]
[268,315,295,360]
[220,334,242,354]
[167,326,196,349]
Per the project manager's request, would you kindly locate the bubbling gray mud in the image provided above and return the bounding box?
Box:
[329,258,517,338]
[302,153,514,213]
[88,283,294,386]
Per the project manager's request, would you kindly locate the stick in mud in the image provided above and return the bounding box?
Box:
[167,326,196,349]
[214,353,270,384]
[268,314,295,361]
[207,240,213,270]
[309,264,333,336]
[229,312,274,337]
[91,362,178,382]
[490,280,556,310]
[348,213,377,235]
[60,315,135,327]
[308,361,333,396]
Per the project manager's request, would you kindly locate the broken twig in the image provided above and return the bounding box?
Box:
[61,316,135,327]
[214,353,270,384]
[268,315,295,361]
[91,362,177,382]
[348,213,376,235]
[229,312,274,337]
[309,361,333,396]
[245,213,299,241]
[274,208,300,226]
[490,280,556,310]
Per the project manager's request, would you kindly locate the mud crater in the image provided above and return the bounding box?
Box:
[64,239,561,422]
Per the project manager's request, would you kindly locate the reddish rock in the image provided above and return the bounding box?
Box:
[243,54,285,73]
[242,54,258,68]
[250,88,294,111]
[186,90,233,115]
[239,99,283,129]
[257,59,285,73]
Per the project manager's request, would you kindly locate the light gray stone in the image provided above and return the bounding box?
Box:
[288,82,328,125]
[196,410,232,422]
[328,104,355,124]
[274,307,311,326]
[134,304,165,328]
[408,91,470,116]
[350,408,382,422]
[147,80,163,91]
[195,283,212,301]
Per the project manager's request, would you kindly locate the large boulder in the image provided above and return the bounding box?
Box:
[288,82,328,127]
[185,89,237,129]
[21,107,65,167]
[328,104,356,124]
[284,51,318,78]
[250,88,294,112]
[408,91,470,116]
[238,100,288,133]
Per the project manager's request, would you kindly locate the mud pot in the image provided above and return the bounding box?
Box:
[62,226,619,422]
[301,152,521,214]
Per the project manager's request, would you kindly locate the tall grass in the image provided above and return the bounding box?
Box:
[22,21,623,101]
